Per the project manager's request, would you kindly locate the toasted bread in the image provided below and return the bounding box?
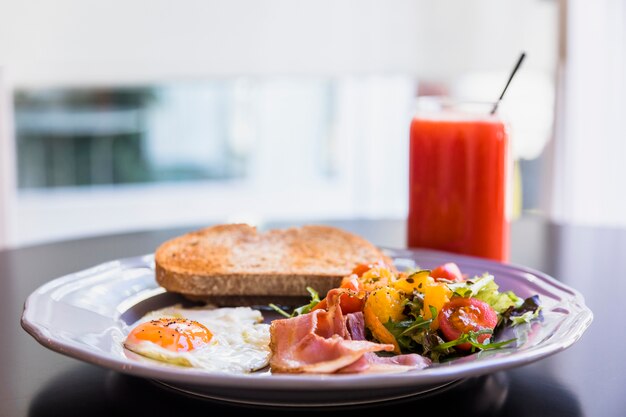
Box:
[154,223,394,306]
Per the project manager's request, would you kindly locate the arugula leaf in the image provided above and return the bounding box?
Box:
[415,332,453,362]
[433,329,517,352]
[428,305,438,320]
[292,287,321,316]
[385,319,445,358]
[268,286,321,318]
[399,316,432,336]
[268,303,292,318]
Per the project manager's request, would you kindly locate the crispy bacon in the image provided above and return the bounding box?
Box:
[269,288,432,374]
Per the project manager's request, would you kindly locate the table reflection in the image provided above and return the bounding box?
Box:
[27,362,581,417]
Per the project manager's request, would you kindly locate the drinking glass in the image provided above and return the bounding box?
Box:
[407,96,512,262]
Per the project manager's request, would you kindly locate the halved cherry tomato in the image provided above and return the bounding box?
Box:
[351,259,395,276]
[438,297,497,350]
[335,291,364,313]
[313,274,364,312]
[351,263,373,277]
[312,288,364,314]
[431,262,464,283]
[339,274,363,292]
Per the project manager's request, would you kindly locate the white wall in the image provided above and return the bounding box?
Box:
[0,0,556,86]
[548,0,626,227]
[0,0,423,86]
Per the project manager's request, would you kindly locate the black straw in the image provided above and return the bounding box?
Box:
[490,52,526,115]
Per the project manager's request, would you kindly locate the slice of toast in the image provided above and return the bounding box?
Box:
[154,223,394,306]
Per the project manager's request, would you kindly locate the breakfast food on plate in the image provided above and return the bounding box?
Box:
[122,257,541,375]
[123,305,270,373]
[121,224,541,376]
[269,261,542,374]
[154,223,394,306]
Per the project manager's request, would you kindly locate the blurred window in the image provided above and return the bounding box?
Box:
[11,76,417,246]
[16,80,332,189]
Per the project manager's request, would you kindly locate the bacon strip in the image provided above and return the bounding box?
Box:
[269,289,432,374]
[336,350,431,373]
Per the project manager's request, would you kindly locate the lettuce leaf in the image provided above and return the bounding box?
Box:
[499,294,542,327]
[476,287,523,314]
[447,273,495,297]
[447,273,523,314]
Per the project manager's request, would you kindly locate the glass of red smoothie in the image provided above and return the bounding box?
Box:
[407,96,512,262]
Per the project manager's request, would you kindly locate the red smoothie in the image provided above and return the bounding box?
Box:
[407,106,511,262]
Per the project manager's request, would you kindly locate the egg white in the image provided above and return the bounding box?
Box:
[124,305,271,374]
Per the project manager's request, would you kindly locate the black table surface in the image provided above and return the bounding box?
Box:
[2,214,622,416]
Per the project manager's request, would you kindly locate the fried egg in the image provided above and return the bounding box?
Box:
[123,305,270,374]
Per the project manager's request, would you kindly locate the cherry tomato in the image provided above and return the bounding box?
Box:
[438,297,497,350]
[313,263,390,314]
[336,291,364,314]
[351,263,373,277]
[431,262,464,282]
[351,260,394,278]
[340,274,364,292]
[312,289,364,314]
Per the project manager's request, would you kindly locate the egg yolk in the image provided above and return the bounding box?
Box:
[126,318,213,352]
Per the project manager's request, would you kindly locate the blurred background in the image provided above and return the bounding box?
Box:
[0,0,624,248]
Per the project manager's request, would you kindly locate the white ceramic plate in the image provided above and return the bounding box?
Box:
[21,248,593,407]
